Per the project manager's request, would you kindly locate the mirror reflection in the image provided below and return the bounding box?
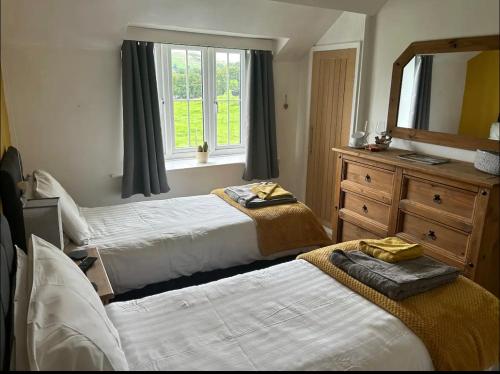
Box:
[397,50,499,139]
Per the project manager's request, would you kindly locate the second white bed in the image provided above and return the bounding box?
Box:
[106,259,434,371]
[75,195,307,294]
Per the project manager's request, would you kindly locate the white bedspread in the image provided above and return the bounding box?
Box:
[79,195,303,294]
[106,260,434,371]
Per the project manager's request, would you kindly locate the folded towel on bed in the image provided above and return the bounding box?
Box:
[359,237,423,263]
[330,249,459,300]
[225,183,297,208]
[250,182,294,200]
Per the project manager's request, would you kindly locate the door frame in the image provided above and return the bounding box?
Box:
[305,42,363,149]
[303,42,362,225]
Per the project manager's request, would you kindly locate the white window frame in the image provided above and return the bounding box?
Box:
[156,44,247,160]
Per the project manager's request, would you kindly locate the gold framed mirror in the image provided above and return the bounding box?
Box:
[387,35,499,151]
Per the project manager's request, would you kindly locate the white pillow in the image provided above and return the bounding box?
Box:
[26,235,128,371]
[33,169,90,245]
[12,247,29,371]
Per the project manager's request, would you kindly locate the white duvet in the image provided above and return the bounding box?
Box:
[106,259,434,371]
[78,195,305,294]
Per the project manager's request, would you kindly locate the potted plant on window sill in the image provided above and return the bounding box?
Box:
[196,141,209,163]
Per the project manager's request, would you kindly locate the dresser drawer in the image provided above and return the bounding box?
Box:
[343,191,390,227]
[344,160,395,195]
[341,220,382,242]
[399,212,469,261]
[403,176,476,220]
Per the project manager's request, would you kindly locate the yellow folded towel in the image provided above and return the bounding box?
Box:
[250,183,294,200]
[359,237,424,263]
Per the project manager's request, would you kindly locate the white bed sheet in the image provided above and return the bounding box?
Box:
[106,260,434,371]
[76,195,306,294]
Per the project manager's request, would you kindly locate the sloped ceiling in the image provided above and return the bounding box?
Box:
[1,0,349,60]
[271,0,388,15]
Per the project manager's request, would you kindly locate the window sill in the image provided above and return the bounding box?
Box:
[165,154,246,171]
[110,154,246,178]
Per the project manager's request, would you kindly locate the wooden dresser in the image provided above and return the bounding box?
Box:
[332,147,500,296]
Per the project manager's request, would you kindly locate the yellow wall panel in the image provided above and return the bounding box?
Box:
[459,50,499,139]
[1,73,12,155]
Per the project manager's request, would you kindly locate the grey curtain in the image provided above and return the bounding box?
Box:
[409,55,433,130]
[243,50,279,181]
[121,40,169,198]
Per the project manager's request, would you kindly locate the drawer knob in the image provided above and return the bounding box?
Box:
[365,174,371,182]
[433,194,441,204]
[468,262,474,268]
[362,205,368,213]
[427,230,437,241]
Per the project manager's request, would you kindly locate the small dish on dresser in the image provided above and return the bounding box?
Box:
[474,149,500,176]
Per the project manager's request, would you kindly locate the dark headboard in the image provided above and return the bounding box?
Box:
[0,146,26,249]
[0,215,17,371]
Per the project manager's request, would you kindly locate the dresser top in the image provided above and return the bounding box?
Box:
[333,147,500,188]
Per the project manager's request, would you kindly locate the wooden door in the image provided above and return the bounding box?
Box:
[306,49,357,227]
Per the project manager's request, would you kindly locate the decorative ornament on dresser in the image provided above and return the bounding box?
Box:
[196,141,209,163]
[473,115,500,175]
[349,120,369,149]
[474,150,500,176]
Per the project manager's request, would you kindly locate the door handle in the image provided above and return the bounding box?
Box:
[309,127,314,154]
[427,230,437,241]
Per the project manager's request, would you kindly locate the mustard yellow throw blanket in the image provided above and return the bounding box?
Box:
[359,237,423,263]
[298,241,499,371]
[250,182,294,200]
[212,188,332,256]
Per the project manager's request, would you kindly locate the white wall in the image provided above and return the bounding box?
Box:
[1,0,344,207]
[397,56,416,128]
[363,0,500,162]
[4,44,251,207]
[397,52,478,133]
[3,43,309,207]
[428,52,478,134]
[316,12,366,45]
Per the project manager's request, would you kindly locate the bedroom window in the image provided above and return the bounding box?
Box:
[155,44,246,159]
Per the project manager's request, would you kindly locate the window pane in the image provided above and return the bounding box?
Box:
[188,50,202,100]
[173,100,189,148]
[216,52,228,100]
[228,53,241,100]
[189,100,204,147]
[229,101,241,145]
[217,100,229,145]
[171,49,187,99]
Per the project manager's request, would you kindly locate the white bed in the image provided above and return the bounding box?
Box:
[72,195,310,294]
[106,259,434,371]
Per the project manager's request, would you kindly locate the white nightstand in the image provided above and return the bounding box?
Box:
[23,197,64,249]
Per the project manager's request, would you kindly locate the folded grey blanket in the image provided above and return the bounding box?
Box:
[224,184,297,208]
[330,250,459,300]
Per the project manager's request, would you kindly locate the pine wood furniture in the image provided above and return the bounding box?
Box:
[74,247,114,305]
[332,146,500,296]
